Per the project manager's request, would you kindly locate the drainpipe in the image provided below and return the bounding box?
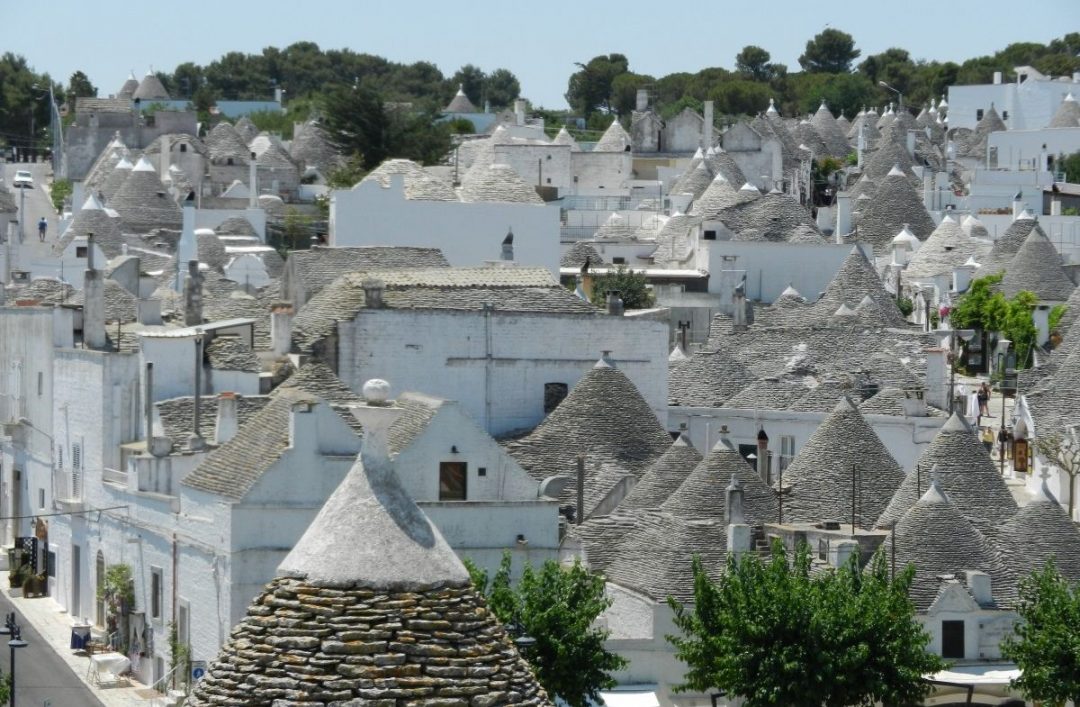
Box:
[483,303,493,433]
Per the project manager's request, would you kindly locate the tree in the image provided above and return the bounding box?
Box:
[735,46,774,81]
[1035,432,1080,517]
[565,54,630,117]
[611,72,655,116]
[451,64,486,106]
[1061,151,1080,184]
[484,68,520,109]
[1001,559,1080,705]
[799,28,861,73]
[466,552,626,707]
[588,266,654,309]
[668,542,944,706]
[67,70,96,100]
[171,62,204,99]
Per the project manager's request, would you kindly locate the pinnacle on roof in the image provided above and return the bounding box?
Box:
[833,303,856,317]
[660,437,778,522]
[892,224,920,248]
[132,70,170,101]
[765,98,779,116]
[779,283,802,298]
[780,397,905,526]
[668,343,689,362]
[739,182,760,193]
[618,434,703,512]
[594,211,635,239]
[811,99,853,158]
[704,147,747,185]
[552,126,581,151]
[887,164,905,177]
[594,119,632,152]
[876,412,1018,533]
[888,477,1004,610]
[1049,91,1080,128]
[692,147,705,159]
[1000,224,1076,301]
[444,84,478,114]
[109,156,183,233]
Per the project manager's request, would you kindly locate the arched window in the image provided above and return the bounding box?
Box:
[544,383,569,414]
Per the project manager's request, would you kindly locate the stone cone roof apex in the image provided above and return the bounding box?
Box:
[114,157,133,170]
[834,303,856,317]
[942,412,969,433]
[780,283,801,297]
[964,256,980,267]
[712,436,737,452]
[278,403,469,588]
[132,156,155,172]
[887,164,906,177]
[81,193,104,211]
[693,147,705,159]
[672,433,692,448]
[739,182,760,193]
[594,352,616,369]
[1017,208,1035,221]
[766,98,779,116]
[920,472,948,504]
[941,213,957,224]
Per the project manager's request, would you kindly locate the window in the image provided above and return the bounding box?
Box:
[1002,110,1009,120]
[544,383,569,414]
[612,256,626,265]
[226,158,234,166]
[37,371,42,396]
[439,462,467,501]
[477,467,487,477]
[976,109,984,121]
[818,538,828,561]
[179,143,187,153]
[779,435,796,473]
[941,620,965,659]
[76,246,88,258]
[37,488,45,510]
[72,442,83,498]
[151,567,163,620]
[703,230,717,241]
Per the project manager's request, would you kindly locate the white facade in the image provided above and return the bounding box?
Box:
[570,152,634,196]
[329,177,561,275]
[705,241,862,303]
[987,126,1080,172]
[334,308,669,436]
[948,69,1080,131]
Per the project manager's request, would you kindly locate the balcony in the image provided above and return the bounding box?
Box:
[102,467,128,487]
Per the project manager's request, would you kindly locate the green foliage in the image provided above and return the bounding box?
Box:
[565,54,630,117]
[946,273,1041,367]
[668,542,944,706]
[1061,151,1080,184]
[485,68,521,109]
[324,155,368,189]
[451,64,486,106]
[466,552,626,707]
[897,297,915,317]
[588,266,654,309]
[1001,559,1080,704]
[799,28,861,73]
[0,52,57,151]
[0,675,9,702]
[168,621,193,691]
[735,46,777,81]
[244,99,313,140]
[101,564,136,609]
[1049,304,1067,333]
[50,178,72,213]
[67,70,96,101]
[282,207,314,251]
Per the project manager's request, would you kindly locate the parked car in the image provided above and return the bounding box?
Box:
[12,170,33,188]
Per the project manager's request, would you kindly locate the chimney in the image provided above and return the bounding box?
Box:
[176,202,196,292]
[183,260,202,326]
[835,192,852,238]
[270,302,294,357]
[725,474,745,524]
[993,71,1002,85]
[703,101,714,148]
[137,298,162,325]
[248,159,258,208]
[901,388,927,417]
[362,278,384,309]
[732,281,748,331]
[857,123,867,167]
[86,233,96,271]
[635,89,648,112]
[514,99,526,126]
[606,290,624,316]
[906,130,916,158]
[922,171,933,211]
[953,258,977,294]
[1012,191,1023,220]
[145,362,155,445]
[215,392,239,444]
[189,331,206,451]
[1051,199,1062,216]
[83,237,107,350]
[501,228,514,261]
[274,86,283,104]
[965,570,993,606]
[160,134,170,181]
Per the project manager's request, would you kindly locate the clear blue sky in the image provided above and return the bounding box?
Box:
[7,0,1079,108]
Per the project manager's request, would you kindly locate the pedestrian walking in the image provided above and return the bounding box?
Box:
[981,427,994,454]
[977,383,990,418]
[37,217,47,242]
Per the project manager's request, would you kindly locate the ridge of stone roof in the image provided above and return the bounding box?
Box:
[460,163,544,204]
[54,196,125,257]
[781,398,905,525]
[109,158,182,233]
[876,413,1018,533]
[672,160,714,199]
[660,437,778,521]
[1049,92,1080,128]
[704,147,747,186]
[985,215,1040,271]
[205,336,260,373]
[812,247,908,326]
[715,193,824,244]
[617,434,703,512]
[888,479,1005,610]
[998,480,1080,587]
[904,215,979,279]
[204,122,251,165]
[593,120,632,152]
[1000,225,1076,301]
[285,245,450,302]
[668,347,757,407]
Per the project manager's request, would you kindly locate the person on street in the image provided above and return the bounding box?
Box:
[981,426,994,454]
[37,217,47,242]
[977,383,991,418]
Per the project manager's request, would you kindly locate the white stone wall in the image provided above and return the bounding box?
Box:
[570,152,633,196]
[988,126,1080,171]
[706,241,868,303]
[948,77,1077,131]
[337,309,669,436]
[491,144,572,194]
[329,179,561,275]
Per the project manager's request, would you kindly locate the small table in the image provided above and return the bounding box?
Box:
[70,623,92,651]
[88,651,130,686]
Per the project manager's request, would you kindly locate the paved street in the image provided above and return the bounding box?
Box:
[0,591,104,707]
[2,161,65,280]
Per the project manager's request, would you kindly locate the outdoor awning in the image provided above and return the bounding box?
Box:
[929,664,1021,685]
[598,688,661,707]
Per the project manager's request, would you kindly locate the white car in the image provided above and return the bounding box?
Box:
[12,170,33,189]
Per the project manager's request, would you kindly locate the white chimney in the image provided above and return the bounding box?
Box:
[248,159,258,208]
[965,570,993,606]
[83,234,107,350]
[1051,199,1062,216]
[732,281,748,331]
[993,71,1002,85]
[137,298,163,325]
[160,134,170,181]
[703,101,714,148]
[215,392,239,444]
[906,130,916,157]
[514,99,526,126]
[176,203,197,292]
[636,89,648,112]
[923,172,934,211]
[270,303,294,357]
[836,193,852,238]
[1012,191,1023,220]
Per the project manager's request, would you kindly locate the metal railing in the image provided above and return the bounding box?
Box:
[102,467,128,485]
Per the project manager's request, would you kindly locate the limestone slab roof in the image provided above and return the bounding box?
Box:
[853,172,936,250]
[286,245,450,302]
[787,378,859,413]
[75,97,132,114]
[505,359,671,514]
[605,511,726,602]
[904,215,980,279]
[812,247,909,326]
[617,435,703,512]
[997,481,1080,587]
[667,347,757,407]
[704,148,747,186]
[564,512,640,573]
[100,159,133,202]
[593,120,632,152]
[594,212,636,239]
[214,216,257,237]
[255,140,299,171]
[811,102,853,158]
[672,160,714,199]
[289,119,343,173]
[863,140,917,182]
[205,335,260,372]
[155,394,270,452]
[460,163,543,204]
[876,414,1018,533]
[133,72,169,101]
[780,398,906,526]
[660,438,779,523]
[1000,226,1076,301]
[689,174,750,218]
[143,133,207,159]
[714,193,824,243]
[888,480,1005,611]
[84,144,128,195]
[197,231,229,271]
[552,126,582,151]
[110,159,183,233]
[858,387,946,417]
[793,120,828,158]
[233,116,258,143]
[54,195,125,257]
[723,377,810,410]
[1049,92,1080,128]
[985,216,1040,271]
[1024,347,1080,438]
[560,241,608,269]
[67,278,137,323]
[445,86,478,113]
[956,105,1006,158]
[204,122,251,165]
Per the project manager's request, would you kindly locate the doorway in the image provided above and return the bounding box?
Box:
[71,545,81,619]
[96,551,106,627]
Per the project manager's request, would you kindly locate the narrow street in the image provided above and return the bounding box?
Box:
[0,591,104,707]
[2,161,65,280]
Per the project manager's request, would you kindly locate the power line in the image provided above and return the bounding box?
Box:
[0,504,129,522]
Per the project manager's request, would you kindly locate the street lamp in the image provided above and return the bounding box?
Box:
[2,612,25,707]
[998,339,1012,476]
[879,81,903,109]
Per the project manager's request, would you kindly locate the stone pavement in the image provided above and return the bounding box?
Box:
[0,585,168,707]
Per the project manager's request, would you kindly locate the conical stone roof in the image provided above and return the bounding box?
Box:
[552,126,581,151]
[618,434,703,512]
[863,140,917,182]
[986,214,1040,270]
[780,398,905,526]
[290,120,343,173]
[811,101,853,158]
[54,194,124,257]
[188,405,550,706]
[704,147,746,186]
[888,479,1003,610]
[792,120,828,158]
[205,122,251,165]
[85,144,128,195]
[133,71,169,101]
[958,105,1007,158]
[560,241,607,269]
[672,160,713,199]
[667,348,758,407]
[593,120,631,152]
[234,116,259,143]
[998,480,1080,587]
[594,212,635,239]
[100,158,133,202]
[660,438,778,522]
[1000,226,1076,301]
[1049,92,1080,128]
[904,215,978,279]
[877,413,1018,533]
[460,164,543,204]
[118,73,139,99]
[110,157,182,233]
[853,170,936,250]
[690,174,744,217]
[445,85,478,113]
[812,247,908,326]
